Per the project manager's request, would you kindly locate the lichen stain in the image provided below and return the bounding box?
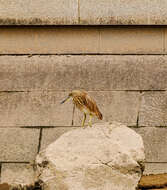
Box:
[0,17,78,25]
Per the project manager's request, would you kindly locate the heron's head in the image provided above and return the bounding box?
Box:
[60,90,84,104]
[60,92,73,104]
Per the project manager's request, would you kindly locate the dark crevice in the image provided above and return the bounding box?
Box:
[136,115,139,127]
[0,53,167,56]
[128,125,138,128]
[0,25,167,28]
[0,90,166,93]
[138,126,167,128]
[0,91,25,93]
[146,161,167,164]
[37,128,43,153]
[2,125,167,128]
[78,0,80,23]
[21,126,79,128]
[0,161,29,164]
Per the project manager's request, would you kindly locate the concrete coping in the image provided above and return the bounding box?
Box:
[0,0,167,25]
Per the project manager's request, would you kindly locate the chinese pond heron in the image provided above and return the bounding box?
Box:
[61,90,103,127]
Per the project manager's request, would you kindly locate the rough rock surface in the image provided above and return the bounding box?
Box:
[35,122,145,190]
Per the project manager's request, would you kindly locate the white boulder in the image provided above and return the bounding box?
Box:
[36,122,145,190]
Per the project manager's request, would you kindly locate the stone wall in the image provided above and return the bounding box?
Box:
[0,0,167,184]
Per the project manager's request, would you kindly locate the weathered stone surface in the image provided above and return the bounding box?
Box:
[0,128,39,161]
[139,92,167,127]
[74,91,140,126]
[0,56,167,91]
[80,0,167,25]
[100,28,163,54]
[0,27,99,54]
[116,0,148,25]
[134,127,167,162]
[144,163,167,175]
[40,127,77,150]
[79,0,119,25]
[1,1,167,25]
[0,91,72,127]
[36,122,145,190]
[0,91,139,126]
[148,0,167,25]
[0,27,164,55]
[164,28,167,54]
[0,0,78,25]
[1,163,35,185]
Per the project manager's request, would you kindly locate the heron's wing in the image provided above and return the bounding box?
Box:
[84,94,98,113]
[74,92,102,119]
[76,95,87,106]
[85,94,103,119]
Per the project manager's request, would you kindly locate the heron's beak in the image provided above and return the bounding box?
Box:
[60,96,71,104]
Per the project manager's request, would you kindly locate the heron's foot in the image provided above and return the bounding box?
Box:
[81,123,85,128]
[88,122,92,127]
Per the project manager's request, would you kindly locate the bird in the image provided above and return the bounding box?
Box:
[61,90,103,127]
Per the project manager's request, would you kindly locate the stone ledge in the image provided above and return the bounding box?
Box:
[0,55,167,91]
[0,0,167,25]
[0,27,164,54]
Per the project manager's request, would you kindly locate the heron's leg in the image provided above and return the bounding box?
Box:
[88,115,93,127]
[71,104,75,126]
[81,113,86,127]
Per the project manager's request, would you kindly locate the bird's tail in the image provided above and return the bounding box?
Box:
[96,110,103,120]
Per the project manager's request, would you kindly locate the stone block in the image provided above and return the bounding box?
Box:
[0,128,39,161]
[0,91,72,127]
[0,27,99,54]
[139,92,167,127]
[0,27,164,54]
[1,163,35,185]
[100,28,163,54]
[0,56,167,91]
[40,127,77,150]
[134,127,167,162]
[144,163,167,175]
[0,0,78,25]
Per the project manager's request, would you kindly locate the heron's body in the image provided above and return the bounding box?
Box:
[61,90,103,127]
